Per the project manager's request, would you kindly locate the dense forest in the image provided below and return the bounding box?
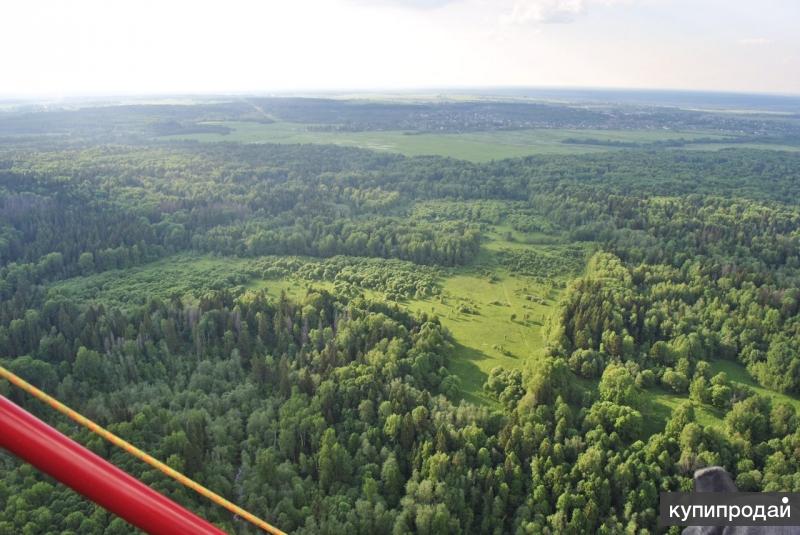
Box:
[1,98,800,534]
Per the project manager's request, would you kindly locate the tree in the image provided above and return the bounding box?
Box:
[318,428,351,492]
[665,402,695,436]
[523,357,575,406]
[78,252,95,275]
[599,362,641,407]
[73,347,107,391]
[770,402,797,437]
[381,454,403,507]
[757,339,800,394]
[662,369,689,394]
[584,401,643,441]
[725,396,771,443]
[689,376,710,404]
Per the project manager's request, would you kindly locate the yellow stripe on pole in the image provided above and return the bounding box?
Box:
[0,365,285,535]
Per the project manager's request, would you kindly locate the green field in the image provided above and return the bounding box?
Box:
[49,225,581,405]
[406,270,555,405]
[48,241,800,423]
[709,360,800,412]
[49,255,257,306]
[636,360,800,434]
[162,121,733,162]
[47,254,392,308]
[46,221,800,420]
[403,227,581,403]
[62,212,754,415]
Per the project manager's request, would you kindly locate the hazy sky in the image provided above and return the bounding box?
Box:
[2,0,799,96]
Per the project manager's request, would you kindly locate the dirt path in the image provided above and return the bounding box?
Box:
[243,99,279,122]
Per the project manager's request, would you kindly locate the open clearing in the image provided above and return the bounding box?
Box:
[48,227,800,422]
[162,120,733,162]
[48,224,577,405]
[49,245,800,422]
[638,360,800,434]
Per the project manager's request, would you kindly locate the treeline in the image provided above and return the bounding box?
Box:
[0,101,273,140]
[260,256,441,301]
[7,96,798,138]
[197,217,479,267]
[550,251,800,395]
[498,246,586,279]
[561,136,724,148]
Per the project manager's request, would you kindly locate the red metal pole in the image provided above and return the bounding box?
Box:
[0,395,227,535]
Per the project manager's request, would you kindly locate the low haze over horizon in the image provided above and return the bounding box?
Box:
[2,0,799,98]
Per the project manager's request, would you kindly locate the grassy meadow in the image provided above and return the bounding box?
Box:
[48,222,579,405]
[47,208,800,431]
[162,120,733,162]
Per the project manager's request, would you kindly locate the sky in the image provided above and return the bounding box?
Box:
[1,0,799,97]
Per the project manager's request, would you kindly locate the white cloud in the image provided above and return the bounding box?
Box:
[505,0,585,23]
[349,0,455,8]
[739,37,772,46]
[497,0,636,24]
[354,0,634,22]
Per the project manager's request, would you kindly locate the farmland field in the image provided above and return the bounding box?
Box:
[162,120,734,161]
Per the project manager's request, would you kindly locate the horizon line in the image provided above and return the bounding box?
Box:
[2,84,800,102]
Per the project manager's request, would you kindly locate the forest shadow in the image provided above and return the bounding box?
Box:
[639,388,725,436]
[641,397,673,436]
[447,342,495,405]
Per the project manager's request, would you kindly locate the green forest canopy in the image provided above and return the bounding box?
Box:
[1,97,800,533]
